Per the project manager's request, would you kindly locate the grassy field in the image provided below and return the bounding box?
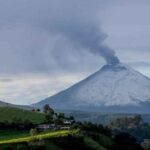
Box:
[0,130,108,150]
[0,130,78,144]
[0,130,29,141]
[0,129,108,150]
[0,106,45,124]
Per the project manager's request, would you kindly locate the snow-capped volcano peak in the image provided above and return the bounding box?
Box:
[34,63,150,113]
[69,62,150,106]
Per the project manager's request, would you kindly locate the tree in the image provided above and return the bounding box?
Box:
[43,104,54,123]
[31,109,35,112]
[45,113,53,123]
[23,119,33,129]
[30,128,38,136]
[134,115,142,125]
[55,118,64,125]
[111,132,144,150]
[43,104,54,115]
[58,113,65,119]
[11,117,23,129]
[36,108,40,112]
[69,116,74,120]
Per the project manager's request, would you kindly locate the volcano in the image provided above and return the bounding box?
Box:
[33,63,150,113]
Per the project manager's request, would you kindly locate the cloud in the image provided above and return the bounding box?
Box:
[0,0,149,76]
[0,73,87,104]
[0,78,13,83]
[0,0,111,75]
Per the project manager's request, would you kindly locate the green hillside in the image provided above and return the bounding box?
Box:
[0,107,45,124]
[0,130,108,150]
[0,130,78,144]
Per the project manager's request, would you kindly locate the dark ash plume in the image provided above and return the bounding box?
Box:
[52,22,120,65]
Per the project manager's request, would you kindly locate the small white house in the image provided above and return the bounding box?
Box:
[60,126,70,130]
[63,120,72,125]
[37,124,50,130]
[37,124,56,131]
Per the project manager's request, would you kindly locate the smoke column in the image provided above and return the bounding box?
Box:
[29,0,120,66]
[52,22,120,65]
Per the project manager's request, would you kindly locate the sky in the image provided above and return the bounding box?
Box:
[0,0,150,105]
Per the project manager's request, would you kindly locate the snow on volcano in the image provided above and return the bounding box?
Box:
[34,63,150,112]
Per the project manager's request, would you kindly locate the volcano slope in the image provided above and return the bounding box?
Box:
[34,63,150,113]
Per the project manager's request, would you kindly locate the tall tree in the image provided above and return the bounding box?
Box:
[43,104,54,115]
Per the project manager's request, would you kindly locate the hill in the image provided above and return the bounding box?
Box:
[33,63,150,113]
[0,100,32,110]
[0,107,45,124]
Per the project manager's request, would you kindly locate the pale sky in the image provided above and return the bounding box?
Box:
[0,0,150,105]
